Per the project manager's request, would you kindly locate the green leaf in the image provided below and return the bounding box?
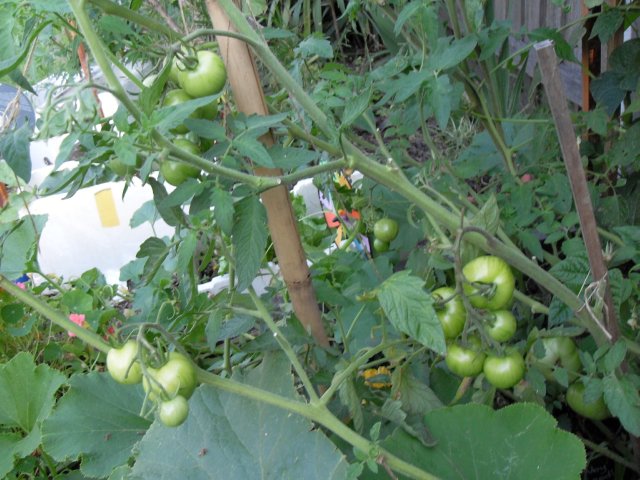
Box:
[42,372,151,478]
[607,122,640,167]
[234,136,274,167]
[591,71,626,116]
[148,95,218,133]
[590,8,624,43]
[529,28,577,62]
[0,215,47,278]
[60,289,94,313]
[377,271,446,354]
[0,19,52,78]
[211,187,234,236]
[268,146,319,170]
[0,352,65,431]
[390,368,443,416]
[0,353,66,478]
[136,237,170,284]
[427,74,454,129]
[176,230,198,273]
[232,196,268,292]
[583,107,609,136]
[0,122,31,182]
[341,87,372,129]
[394,1,423,35]
[603,375,640,436]
[379,403,586,479]
[427,36,478,71]
[295,35,334,59]
[549,254,590,292]
[585,0,604,6]
[131,354,350,479]
[147,177,187,227]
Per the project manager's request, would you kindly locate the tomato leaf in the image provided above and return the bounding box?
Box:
[378,403,586,479]
[233,135,274,168]
[377,271,446,355]
[232,196,268,292]
[603,374,640,436]
[131,354,351,479]
[42,372,151,478]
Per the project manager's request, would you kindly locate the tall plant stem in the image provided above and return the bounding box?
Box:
[0,276,111,353]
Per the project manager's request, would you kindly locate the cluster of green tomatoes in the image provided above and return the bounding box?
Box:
[434,255,610,420]
[434,255,525,389]
[108,49,227,186]
[106,340,198,427]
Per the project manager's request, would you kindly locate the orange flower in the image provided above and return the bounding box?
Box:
[68,313,88,338]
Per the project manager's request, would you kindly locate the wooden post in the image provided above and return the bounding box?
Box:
[204,0,330,347]
[535,40,619,344]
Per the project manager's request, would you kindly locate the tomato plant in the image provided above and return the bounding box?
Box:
[445,337,486,378]
[483,349,526,389]
[106,340,142,385]
[158,395,190,427]
[462,256,515,310]
[177,50,227,98]
[432,286,465,339]
[373,218,399,243]
[566,381,610,420]
[484,310,517,342]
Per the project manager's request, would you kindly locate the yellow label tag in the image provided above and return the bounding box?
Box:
[95,188,120,227]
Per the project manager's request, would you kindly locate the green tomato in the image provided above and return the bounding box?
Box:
[483,349,526,389]
[445,337,486,378]
[373,218,399,243]
[566,381,610,420]
[165,56,181,85]
[158,395,189,427]
[178,50,227,98]
[108,155,143,177]
[143,366,181,401]
[106,340,142,385]
[527,336,582,382]
[432,287,465,340]
[163,352,198,399]
[161,138,201,186]
[485,310,517,342]
[373,238,389,253]
[163,88,194,134]
[462,256,515,310]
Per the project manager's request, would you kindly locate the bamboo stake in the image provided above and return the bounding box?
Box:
[535,40,619,343]
[204,0,330,347]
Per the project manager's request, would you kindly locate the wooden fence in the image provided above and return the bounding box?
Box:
[491,1,637,106]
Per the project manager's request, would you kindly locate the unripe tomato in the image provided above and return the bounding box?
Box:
[462,256,515,310]
[527,336,582,382]
[373,238,389,253]
[107,340,142,385]
[108,155,143,177]
[161,138,201,186]
[163,89,194,134]
[158,395,189,427]
[373,218,399,243]
[432,287,465,340]
[164,352,198,399]
[566,381,610,420]
[483,349,525,389]
[177,50,227,98]
[484,310,517,342]
[445,337,486,378]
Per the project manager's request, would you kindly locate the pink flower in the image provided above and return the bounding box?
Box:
[68,313,87,338]
[16,282,26,290]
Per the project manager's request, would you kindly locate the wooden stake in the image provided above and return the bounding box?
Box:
[535,40,619,344]
[205,0,330,347]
